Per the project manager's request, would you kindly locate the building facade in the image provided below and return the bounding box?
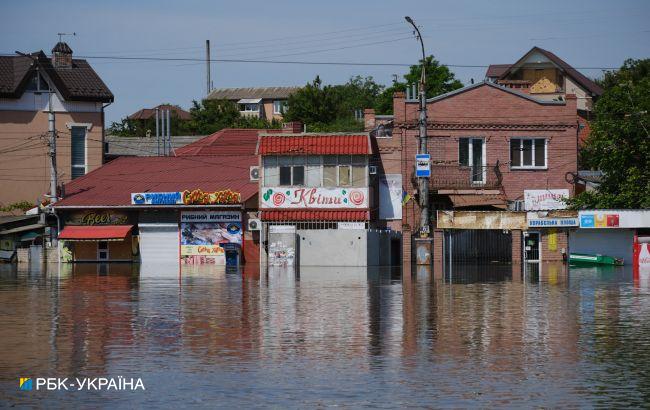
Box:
[367,80,580,274]
[0,43,113,211]
[205,87,299,122]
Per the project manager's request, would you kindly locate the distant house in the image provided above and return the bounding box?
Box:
[128,104,191,123]
[486,47,603,114]
[206,86,300,121]
[0,42,113,211]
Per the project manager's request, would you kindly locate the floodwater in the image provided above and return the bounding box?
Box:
[1,262,649,408]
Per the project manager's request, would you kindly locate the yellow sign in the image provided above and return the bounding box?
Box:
[548,229,557,252]
[180,244,225,256]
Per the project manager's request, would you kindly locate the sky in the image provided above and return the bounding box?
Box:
[1,0,649,124]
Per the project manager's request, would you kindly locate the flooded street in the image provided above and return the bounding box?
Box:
[1,263,649,407]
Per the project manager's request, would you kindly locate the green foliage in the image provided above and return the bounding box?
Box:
[569,58,650,209]
[375,55,463,115]
[109,100,280,137]
[0,201,34,213]
[283,76,382,132]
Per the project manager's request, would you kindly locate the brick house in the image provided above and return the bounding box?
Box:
[0,42,113,211]
[367,80,579,275]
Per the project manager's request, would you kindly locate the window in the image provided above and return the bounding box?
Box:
[351,156,367,187]
[239,103,259,112]
[273,100,287,114]
[263,156,279,185]
[305,156,321,186]
[277,156,305,186]
[71,126,86,179]
[510,138,547,169]
[25,73,49,92]
[323,156,337,186]
[338,155,351,186]
[458,138,485,183]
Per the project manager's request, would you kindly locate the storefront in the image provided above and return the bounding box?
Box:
[570,210,650,265]
[58,210,136,262]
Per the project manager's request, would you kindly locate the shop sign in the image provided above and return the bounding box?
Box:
[415,154,431,177]
[269,225,296,234]
[260,187,368,209]
[338,222,365,230]
[67,211,129,226]
[131,192,183,205]
[131,189,241,206]
[524,189,569,211]
[181,211,241,222]
[527,213,578,227]
[180,211,242,265]
[579,210,650,229]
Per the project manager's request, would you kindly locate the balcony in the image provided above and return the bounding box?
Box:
[429,163,503,190]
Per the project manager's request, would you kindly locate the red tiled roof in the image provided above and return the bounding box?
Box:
[258,134,371,155]
[485,64,511,78]
[54,155,258,207]
[175,128,261,156]
[59,225,133,240]
[261,210,368,221]
[128,104,191,121]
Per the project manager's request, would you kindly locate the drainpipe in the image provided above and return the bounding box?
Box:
[102,101,113,164]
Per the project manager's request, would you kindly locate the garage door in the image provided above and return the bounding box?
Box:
[569,229,634,264]
[138,223,179,266]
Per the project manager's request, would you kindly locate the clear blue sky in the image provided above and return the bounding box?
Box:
[1,0,648,124]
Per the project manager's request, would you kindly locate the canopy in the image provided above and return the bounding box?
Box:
[58,225,133,241]
[237,98,262,104]
[261,210,368,221]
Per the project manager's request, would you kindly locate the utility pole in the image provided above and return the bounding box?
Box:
[206,40,211,96]
[166,109,171,156]
[15,51,58,203]
[405,16,429,238]
[48,77,58,203]
[156,107,160,156]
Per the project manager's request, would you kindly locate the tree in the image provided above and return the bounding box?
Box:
[375,55,463,114]
[283,75,385,132]
[569,58,650,209]
[185,99,280,135]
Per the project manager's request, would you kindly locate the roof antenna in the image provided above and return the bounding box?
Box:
[57,32,76,43]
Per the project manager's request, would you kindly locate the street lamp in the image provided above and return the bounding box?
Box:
[404,16,430,238]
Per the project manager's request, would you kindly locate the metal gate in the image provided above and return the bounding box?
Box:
[443,229,512,283]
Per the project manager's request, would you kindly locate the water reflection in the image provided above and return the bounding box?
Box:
[0,262,648,407]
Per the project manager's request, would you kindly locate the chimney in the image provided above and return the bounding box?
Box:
[282,121,303,134]
[364,109,376,132]
[52,42,73,68]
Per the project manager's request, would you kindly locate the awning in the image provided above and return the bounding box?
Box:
[237,98,262,104]
[261,210,368,221]
[58,225,133,241]
[0,223,44,235]
[448,194,508,209]
[20,232,41,242]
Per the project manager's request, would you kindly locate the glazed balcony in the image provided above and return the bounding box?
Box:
[429,163,503,190]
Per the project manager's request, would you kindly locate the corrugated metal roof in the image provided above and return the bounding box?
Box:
[258,134,371,155]
[261,210,368,221]
[207,86,300,100]
[175,129,261,156]
[485,64,511,78]
[54,155,258,207]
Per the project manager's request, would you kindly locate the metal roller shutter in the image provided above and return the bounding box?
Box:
[138,223,179,266]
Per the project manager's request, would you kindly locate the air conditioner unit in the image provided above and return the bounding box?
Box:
[247,218,261,231]
[369,165,377,175]
[249,166,260,181]
[509,200,525,211]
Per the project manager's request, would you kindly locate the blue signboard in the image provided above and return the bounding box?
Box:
[415,154,430,177]
[131,192,183,205]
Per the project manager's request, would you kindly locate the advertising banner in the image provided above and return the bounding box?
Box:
[131,192,183,205]
[67,210,129,225]
[180,211,242,265]
[260,187,368,209]
[579,210,650,228]
[524,189,569,211]
[379,174,402,220]
[527,212,578,227]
